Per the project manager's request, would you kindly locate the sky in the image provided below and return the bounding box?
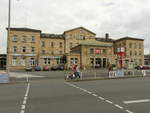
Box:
[0,0,150,54]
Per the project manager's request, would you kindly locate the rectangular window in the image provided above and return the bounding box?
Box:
[12,57,17,66]
[44,58,47,64]
[51,51,54,55]
[70,58,74,64]
[30,58,35,66]
[22,36,26,42]
[59,42,63,48]
[90,48,94,54]
[31,47,35,53]
[51,42,54,47]
[90,58,94,64]
[139,43,142,49]
[69,42,73,48]
[42,41,45,47]
[12,35,17,42]
[42,50,45,54]
[139,51,142,55]
[130,51,132,56]
[135,51,137,56]
[129,43,132,48]
[60,51,63,54]
[75,58,78,64]
[21,58,26,66]
[44,58,51,64]
[22,47,26,53]
[13,46,17,53]
[31,36,35,42]
[48,58,50,64]
[103,49,107,54]
[134,43,137,49]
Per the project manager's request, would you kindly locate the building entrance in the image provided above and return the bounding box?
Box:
[95,58,101,68]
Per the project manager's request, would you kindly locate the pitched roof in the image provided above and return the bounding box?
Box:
[64,26,96,35]
[115,37,144,42]
[6,27,41,32]
[95,37,114,42]
[41,33,64,39]
[79,42,113,47]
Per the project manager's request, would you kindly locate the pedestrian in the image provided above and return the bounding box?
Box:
[76,65,81,78]
[73,64,77,78]
[108,65,114,78]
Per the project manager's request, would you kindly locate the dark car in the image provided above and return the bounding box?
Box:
[25,66,32,71]
[34,66,42,71]
[134,65,141,70]
[43,66,49,71]
[56,65,64,70]
[51,66,58,71]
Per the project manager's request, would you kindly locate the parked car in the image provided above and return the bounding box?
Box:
[134,65,141,70]
[135,65,150,70]
[56,65,64,70]
[25,66,32,71]
[142,66,149,70]
[43,66,49,71]
[34,66,42,71]
[51,66,58,71]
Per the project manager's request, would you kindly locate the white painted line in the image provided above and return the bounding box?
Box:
[105,100,113,104]
[20,83,30,113]
[23,100,26,105]
[114,104,123,109]
[126,110,134,113]
[20,110,25,113]
[24,97,28,100]
[87,91,92,94]
[123,99,150,104]
[92,94,98,97]
[65,82,134,113]
[21,105,26,110]
[98,96,105,100]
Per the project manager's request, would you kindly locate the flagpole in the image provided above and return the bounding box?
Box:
[6,0,11,75]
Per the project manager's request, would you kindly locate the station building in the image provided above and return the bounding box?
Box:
[7,27,144,70]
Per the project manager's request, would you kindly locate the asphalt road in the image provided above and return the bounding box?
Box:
[0,77,150,113]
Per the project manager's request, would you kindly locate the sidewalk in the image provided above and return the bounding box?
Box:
[9,72,44,78]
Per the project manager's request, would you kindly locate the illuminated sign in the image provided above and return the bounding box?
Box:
[95,49,101,54]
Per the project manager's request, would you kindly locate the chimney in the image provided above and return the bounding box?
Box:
[105,33,109,39]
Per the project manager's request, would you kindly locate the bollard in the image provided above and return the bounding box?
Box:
[94,72,97,79]
[80,72,83,80]
[142,70,146,76]
[26,71,29,83]
[132,70,134,76]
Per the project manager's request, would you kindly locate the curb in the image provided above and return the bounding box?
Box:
[65,75,150,82]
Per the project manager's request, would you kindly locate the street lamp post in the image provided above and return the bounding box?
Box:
[6,0,11,75]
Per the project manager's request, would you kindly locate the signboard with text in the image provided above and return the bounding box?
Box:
[95,49,101,54]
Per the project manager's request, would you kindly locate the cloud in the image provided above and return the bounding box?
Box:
[0,0,150,54]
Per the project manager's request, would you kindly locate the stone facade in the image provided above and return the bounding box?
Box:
[7,27,144,70]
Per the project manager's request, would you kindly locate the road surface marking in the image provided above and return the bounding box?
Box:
[114,104,123,109]
[126,110,134,113]
[65,82,134,113]
[20,83,30,113]
[20,110,25,113]
[92,94,98,97]
[123,99,150,104]
[98,96,105,100]
[105,100,113,104]
[23,100,27,104]
[21,105,26,109]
